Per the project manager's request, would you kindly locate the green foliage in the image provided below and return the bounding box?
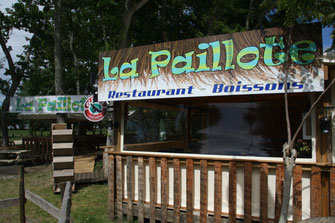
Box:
[1,0,334,98]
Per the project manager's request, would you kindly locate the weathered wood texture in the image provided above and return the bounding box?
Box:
[260,163,268,223]
[311,166,321,218]
[275,164,284,221]
[200,160,208,222]
[137,157,145,223]
[108,155,115,220]
[173,158,181,223]
[116,155,123,223]
[19,165,25,223]
[229,161,236,222]
[244,162,252,223]
[127,156,133,222]
[0,198,19,208]
[161,158,168,223]
[106,153,334,222]
[58,181,72,223]
[149,157,156,223]
[25,189,61,219]
[214,161,222,223]
[330,167,335,217]
[293,165,302,222]
[186,159,194,223]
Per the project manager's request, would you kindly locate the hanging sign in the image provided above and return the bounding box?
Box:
[83,96,107,122]
[9,95,89,114]
[98,23,323,101]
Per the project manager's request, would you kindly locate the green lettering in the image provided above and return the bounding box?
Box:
[119,58,139,80]
[290,40,316,65]
[172,51,195,75]
[260,36,287,66]
[149,50,171,78]
[237,46,259,70]
[38,98,47,112]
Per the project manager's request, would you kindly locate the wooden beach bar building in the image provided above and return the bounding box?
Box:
[100,23,335,222]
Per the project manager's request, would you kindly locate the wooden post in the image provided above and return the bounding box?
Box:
[275,164,284,221]
[19,165,25,223]
[173,158,181,223]
[58,181,72,223]
[149,157,156,223]
[229,162,236,223]
[138,157,145,223]
[214,161,222,223]
[116,155,123,223]
[126,156,133,222]
[200,160,208,222]
[108,155,115,220]
[244,162,252,223]
[311,166,321,218]
[161,158,168,223]
[260,163,268,223]
[186,159,194,223]
[293,165,302,222]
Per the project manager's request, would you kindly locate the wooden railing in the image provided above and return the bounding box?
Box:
[107,152,335,223]
[22,137,52,162]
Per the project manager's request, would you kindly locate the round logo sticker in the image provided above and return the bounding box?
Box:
[83,96,107,122]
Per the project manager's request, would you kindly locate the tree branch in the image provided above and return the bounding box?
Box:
[0,33,16,77]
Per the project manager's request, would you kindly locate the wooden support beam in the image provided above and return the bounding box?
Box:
[200,160,208,222]
[25,190,60,219]
[161,158,168,223]
[138,157,145,223]
[58,181,72,223]
[311,166,321,218]
[229,162,236,223]
[173,158,181,223]
[244,162,252,223]
[330,167,335,217]
[214,161,222,223]
[260,163,268,223]
[186,159,194,223]
[293,165,302,222]
[149,157,156,223]
[108,155,115,220]
[127,156,133,222]
[275,164,284,221]
[116,155,123,223]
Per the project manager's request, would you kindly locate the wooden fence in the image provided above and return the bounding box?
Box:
[22,137,52,162]
[0,166,72,223]
[107,153,335,223]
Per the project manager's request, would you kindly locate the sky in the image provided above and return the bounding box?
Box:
[0,0,334,105]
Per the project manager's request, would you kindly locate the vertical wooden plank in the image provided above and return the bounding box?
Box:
[214,161,222,223]
[116,155,123,223]
[311,166,321,218]
[19,166,25,223]
[275,164,284,221]
[186,159,194,223]
[108,155,115,220]
[293,165,302,222]
[137,157,145,223]
[149,157,156,223]
[244,162,252,223]
[321,171,330,217]
[161,158,168,223]
[260,163,268,223]
[330,167,335,217]
[200,160,208,222]
[127,156,133,222]
[229,161,236,223]
[173,158,181,223]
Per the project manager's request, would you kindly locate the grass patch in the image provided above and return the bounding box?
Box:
[0,165,114,223]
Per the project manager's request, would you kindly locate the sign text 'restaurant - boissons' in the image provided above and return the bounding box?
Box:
[9,95,88,114]
[98,23,323,101]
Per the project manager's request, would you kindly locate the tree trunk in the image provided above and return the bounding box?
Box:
[119,0,150,48]
[0,34,25,146]
[54,0,66,123]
